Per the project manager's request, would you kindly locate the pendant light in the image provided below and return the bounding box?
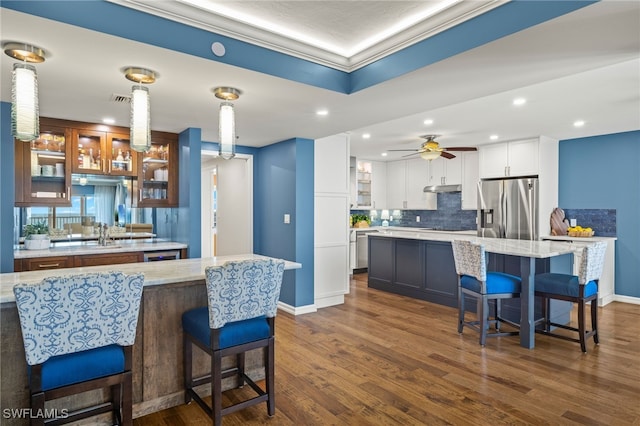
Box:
[124,67,156,152]
[4,42,46,142]
[213,87,241,160]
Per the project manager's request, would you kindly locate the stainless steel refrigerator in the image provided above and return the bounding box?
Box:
[477,177,539,240]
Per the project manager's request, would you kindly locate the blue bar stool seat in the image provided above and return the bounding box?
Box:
[535,241,607,352]
[13,271,144,426]
[182,258,285,426]
[452,240,521,346]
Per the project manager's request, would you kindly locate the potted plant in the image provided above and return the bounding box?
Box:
[23,221,51,250]
[350,214,371,228]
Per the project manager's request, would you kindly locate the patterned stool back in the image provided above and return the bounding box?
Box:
[205,259,285,329]
[451,240,487,282]
[13,271,144,365]
[578,241,608,284]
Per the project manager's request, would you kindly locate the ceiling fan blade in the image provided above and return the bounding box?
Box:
[401,152,421,158]
[388,149,420,152]
[444,147,477,151]
[441,151,456,159]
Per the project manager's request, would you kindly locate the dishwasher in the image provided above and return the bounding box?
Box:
[356,230,378,270]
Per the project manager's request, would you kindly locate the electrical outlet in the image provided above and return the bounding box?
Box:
[416,216,420,222]
[284,214,290,224]
[570,218,577,227]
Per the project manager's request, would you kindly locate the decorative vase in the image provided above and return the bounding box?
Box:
[25,234,50,250]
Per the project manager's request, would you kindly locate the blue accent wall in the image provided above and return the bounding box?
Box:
[178,128,202,258]
[254,138,314,307]
[559,131,640,298]
[0,102,15,272]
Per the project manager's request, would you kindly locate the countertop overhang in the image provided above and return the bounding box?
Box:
[1,254,302,303]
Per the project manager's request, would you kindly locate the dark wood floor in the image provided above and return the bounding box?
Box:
[134,273,640,425]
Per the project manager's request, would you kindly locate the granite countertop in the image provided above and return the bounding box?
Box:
[351,226,476,235]
[541,235,617,242]
[14,239,188,259]
[1,254,302,303]
[371,230,580,259]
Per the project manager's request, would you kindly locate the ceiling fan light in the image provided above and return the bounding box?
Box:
[420,150,441,161]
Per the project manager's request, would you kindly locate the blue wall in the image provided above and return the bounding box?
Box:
[0,102,15,272]
[253,138,314,307]
[559,131,640,298]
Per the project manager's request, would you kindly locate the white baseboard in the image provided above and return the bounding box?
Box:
[315,294,345,309]
[612,294,640,305]
[277,301,317,315]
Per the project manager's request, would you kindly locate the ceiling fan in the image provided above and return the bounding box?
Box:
[389,135,477,160]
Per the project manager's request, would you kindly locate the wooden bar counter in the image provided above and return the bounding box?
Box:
[0,255,301,425]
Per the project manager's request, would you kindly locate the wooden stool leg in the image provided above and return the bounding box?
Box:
[121,372,133,426]
[591,299,599,345]
[457,287,465,333]
[578,299,587,353]
[266,338,275,416]
[213,350,223,426]
[30,392,45,426]
[184,335,193,404]
[479,296,489,347]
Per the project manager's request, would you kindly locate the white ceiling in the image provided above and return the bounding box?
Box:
[1,1,639,162]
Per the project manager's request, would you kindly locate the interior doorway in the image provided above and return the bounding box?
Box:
[201,152,253,257]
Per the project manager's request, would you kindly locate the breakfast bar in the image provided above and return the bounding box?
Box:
[368,230,580,348]
[0,255,301,424]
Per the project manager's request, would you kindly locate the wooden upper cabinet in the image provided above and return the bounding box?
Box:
[15,119,72,207]
[136,133,178,207]
[72,129,138,177]
[15,117,179,207]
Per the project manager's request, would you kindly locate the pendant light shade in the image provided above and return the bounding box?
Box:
[218,102,236,160]
[11,63,40,141]
[130,85,151,152]
[124,67,156,152]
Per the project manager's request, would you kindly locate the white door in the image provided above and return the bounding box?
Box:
[201,153,253,257]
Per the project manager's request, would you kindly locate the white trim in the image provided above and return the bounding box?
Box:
[612,294,640,305]
[277,301,317,316]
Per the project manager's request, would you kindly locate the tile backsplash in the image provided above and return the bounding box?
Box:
[561,208,616,237]
[352,192,476,231]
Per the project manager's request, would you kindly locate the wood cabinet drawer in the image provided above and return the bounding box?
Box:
[74,252,143,267]
[21,256,73,271]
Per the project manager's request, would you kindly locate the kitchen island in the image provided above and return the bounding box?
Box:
[368,230,584,348]
[0,255,301,424]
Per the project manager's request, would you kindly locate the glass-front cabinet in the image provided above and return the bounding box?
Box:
[137,134,177,207]
[15,121,72,206]
[72,130,138,177]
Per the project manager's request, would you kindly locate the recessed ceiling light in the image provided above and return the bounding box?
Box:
[103,118,115,125]
[513,97,527,106]
[381,152,387,157]
[573,120,585,127]
[423,119,434,126]
[490,134,499,140]
[362,133,371,139]
[316,109,328,116]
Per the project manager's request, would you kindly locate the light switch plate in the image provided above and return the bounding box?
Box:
[284,214,290,224]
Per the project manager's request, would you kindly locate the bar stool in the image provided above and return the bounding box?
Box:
[535,241,607,352]
[182,258,285,425]
[451,240,521,346]
[13,271,144,426]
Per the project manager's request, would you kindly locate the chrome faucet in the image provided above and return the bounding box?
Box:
[97,223,110,246]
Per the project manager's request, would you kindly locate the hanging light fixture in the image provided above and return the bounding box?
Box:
[4,42,46,142]
[420,150,442,161]
[124,67,156,152]
[213,86,241,160]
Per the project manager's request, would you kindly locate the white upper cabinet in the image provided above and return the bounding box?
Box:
[479,139,539,178]
[355,160,372,208]
[370,160,387,210]
[428,156,462,186]
[461,151,479,210]
[385,159,437,210]
[386,160,407,209]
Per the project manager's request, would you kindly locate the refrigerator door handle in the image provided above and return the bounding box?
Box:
[500,185,507,238]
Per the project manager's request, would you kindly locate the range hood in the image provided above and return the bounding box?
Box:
[423,184,462,193]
